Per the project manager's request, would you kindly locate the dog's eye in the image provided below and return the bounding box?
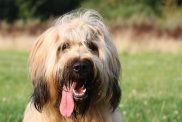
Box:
[58,43,70,52]
[87,42,98,53]
[62,43,70,50]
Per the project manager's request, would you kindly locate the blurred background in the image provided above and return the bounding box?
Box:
[0,0,182,122]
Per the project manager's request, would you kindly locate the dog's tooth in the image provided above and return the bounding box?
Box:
[82,88,86,93]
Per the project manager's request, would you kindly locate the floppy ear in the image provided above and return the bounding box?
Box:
[29,27,60,112]
[110,76,121,111]
[32,77,50,112]
[29,29,53,112]
[30,36,48,112]
[107,57,121,112]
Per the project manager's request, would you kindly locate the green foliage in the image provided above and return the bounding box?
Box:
[0,0,83,23]
[82,0,161,20]
[0,0,19,22]
[81,0,182,24]
[0,50,182,121]
[16,0,44,21]
[0,0,182,23]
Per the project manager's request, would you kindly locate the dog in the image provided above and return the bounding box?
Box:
[23,9,122,122]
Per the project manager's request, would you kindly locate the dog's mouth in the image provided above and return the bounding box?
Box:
[59,80,88,118]
[59,59,95,118]
[72,81,87,100]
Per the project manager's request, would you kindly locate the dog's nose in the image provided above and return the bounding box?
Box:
[73,61,91,74]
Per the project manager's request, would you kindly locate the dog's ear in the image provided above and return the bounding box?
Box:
[29,32,49,112]
[109,77,121,111]
[107,57,121,112]
[32,77,50,112]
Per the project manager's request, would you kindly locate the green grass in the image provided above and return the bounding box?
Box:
[0,50,182,122]
[120,52,182,122]
[0,50,31,122]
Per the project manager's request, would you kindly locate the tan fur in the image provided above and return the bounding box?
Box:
[24,102,118,122]
[23,9,122,122]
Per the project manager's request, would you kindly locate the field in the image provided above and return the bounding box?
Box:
[0,50,181,122]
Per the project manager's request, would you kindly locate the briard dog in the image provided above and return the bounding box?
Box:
[23,9,122,122]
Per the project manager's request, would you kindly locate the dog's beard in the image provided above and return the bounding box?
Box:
[55,59,101,118]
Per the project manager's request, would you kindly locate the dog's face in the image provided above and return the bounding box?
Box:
[29,10,121,118]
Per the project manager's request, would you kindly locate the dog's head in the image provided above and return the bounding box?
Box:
[29,10,121,118]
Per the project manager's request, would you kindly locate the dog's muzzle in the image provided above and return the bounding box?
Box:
[72,60,93,100]
[59,59,94,117]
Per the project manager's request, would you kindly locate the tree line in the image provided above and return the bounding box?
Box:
[0,0,182,23]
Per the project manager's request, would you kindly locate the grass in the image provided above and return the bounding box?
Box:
[0,50,182,122]
[120,52,182,122]
[0,50,31,122]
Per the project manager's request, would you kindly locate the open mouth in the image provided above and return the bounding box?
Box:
[59,81,88,117]
[72,81,87,100]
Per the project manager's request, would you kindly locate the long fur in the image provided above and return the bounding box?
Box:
[23,9,122,122]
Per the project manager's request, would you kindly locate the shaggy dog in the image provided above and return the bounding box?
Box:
[23,10,122,122]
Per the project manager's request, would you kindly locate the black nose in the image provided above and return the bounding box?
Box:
[73,61,91,74]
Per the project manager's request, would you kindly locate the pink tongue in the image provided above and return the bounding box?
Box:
[60,85,74,117]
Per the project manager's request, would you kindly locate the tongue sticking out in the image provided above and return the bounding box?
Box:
[60,85,74,117]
